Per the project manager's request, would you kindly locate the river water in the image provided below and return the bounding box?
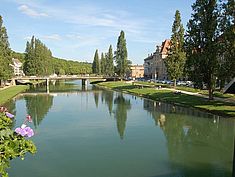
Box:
[5,80,235,177]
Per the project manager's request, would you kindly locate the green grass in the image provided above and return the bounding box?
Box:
[200,91,235,99]
[0,85,29,105]
[97,81,235,117]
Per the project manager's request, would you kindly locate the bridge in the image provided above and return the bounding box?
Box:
[11,75,119,93]
[12,75,118,86]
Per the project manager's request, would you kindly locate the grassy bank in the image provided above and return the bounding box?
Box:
[97,81,235,117]
[0,85,29,105]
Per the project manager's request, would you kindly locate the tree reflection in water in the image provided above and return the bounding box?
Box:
[101,90,114,116]
[143,99,234,177]
[25,95,53,128]
[113,93,131,140]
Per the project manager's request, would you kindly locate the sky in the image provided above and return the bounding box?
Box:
[0,0,195,64]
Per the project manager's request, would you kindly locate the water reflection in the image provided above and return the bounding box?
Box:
[143,99,234,177]
[24,95,53,128]
[93,91,99,108]
[101,90,114,115]
[114,93,131,139]
[5,80,235,177]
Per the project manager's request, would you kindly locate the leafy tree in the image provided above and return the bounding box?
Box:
[0,16,13,85]
[100,52,106,75]
[115,31,128,77]
[11,51,25,63]
[92,49,100,74]
[165,10,186,87]
[52,57,92,75]
[217,0,235,89]
[23,36,53,76]
[106,45,114,76]
[185,0,218,100]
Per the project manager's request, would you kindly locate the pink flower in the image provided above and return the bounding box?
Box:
[5,112,14,119]
[15,126,34,137]
[26,115,32,123]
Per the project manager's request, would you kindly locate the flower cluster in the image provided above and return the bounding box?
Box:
[0,106,35,137]
[15,115,34,138]
[15,126,34,137]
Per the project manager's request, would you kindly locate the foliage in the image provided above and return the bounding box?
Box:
[92,49,100,74]
[185,0,218,100]
[105,45,114,76]
[52,57,91,75]
[115,31,128,77]
[0,113,36,177]
[23,36,53,76]
[217,0,235,89]
[165,10,186,87]
[100,52,106,75]
[11,51,25,63]
[0,16,13,84]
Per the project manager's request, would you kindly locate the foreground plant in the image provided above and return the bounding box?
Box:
[0,111,36,177]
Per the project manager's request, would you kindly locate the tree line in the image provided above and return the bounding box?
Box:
[23,36,92,76]
[0,16,92,86]
[92,30,131,77]
[165,0,234,99]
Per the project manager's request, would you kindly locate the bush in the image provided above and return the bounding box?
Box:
[0,113,36,177]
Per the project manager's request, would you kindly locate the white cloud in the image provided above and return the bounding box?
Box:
[18,4,48,17]
[42,34,61,41]
[65,34,82,40]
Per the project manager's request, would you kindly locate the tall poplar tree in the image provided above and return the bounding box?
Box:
[0,16,12,84]
[100,52,106,75]
[92,49,100,74]
[185,0,218,100]
[106,45,114,76]
[116,31,128,77]
[23,36,53,76]
[165,10,186,87]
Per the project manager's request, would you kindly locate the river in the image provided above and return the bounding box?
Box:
[5,80,235,177]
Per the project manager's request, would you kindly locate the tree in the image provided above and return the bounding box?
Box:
[185,0,218,100]
[23,36,53,76]
[165,10,186,87]
[0,16,13,85]
[106,45,114,76]
[92,49,100,74]
[217,0,235,89]
[100,52,106,75]
[115,31,128,77]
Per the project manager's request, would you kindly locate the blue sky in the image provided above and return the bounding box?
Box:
[1,0,195,64]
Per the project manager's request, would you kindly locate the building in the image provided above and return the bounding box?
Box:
[128,65,144,79]
[10,58,24,76]
[144,39,170,80]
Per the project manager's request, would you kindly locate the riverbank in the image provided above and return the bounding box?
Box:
[0,85,29,105]
[96,81,235,117]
